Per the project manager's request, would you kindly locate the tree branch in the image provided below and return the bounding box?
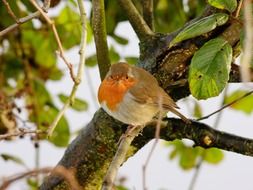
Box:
[240,0,253,82]
[0,1,50,37]
[40,109,253,189]
[47,0,88,136]
[92,0,111,80]
[141,0,154,31]
[118,0,154,41]
[102,125,145,190]
[29,0,76,82]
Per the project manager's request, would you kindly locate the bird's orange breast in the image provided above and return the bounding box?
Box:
[98,77,136,111]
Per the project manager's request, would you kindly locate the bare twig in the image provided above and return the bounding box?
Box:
[234,0,243,18]
[102,125,145,190]
[47,0,88,136]
[0,128,45,141]
[29,0,76,82]
[142,96,163,190]
[2,0,19,23]
[118,0,154,41]
[141,0,154,31]
[197,90,253,121]
[92,0,111,80]
[0,1,50,37]
[240,0,253,82]
[0,166,81,190]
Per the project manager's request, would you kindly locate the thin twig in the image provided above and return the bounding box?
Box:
[142,96,163,190]
[0,166,81,190]
[47,0,88,136]
[102,125,145,190]
[118,0,154,41]
[0,128,45,141]
[92,0,111,80]
[197,90,253,121]
[240,0,253,82]
[188,87,228,190]
[234,0,243,18]
[2,0,20,23]
[29,0,76,82]
[0,0,50,37]
[141,0,154,31]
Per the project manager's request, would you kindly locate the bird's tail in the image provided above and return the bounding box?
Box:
[169,108,191,124]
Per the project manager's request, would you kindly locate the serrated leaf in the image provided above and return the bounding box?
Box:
[208,0,237,12]
[203,148,224,164]
[58,94,88,111]
[189,38,232,99]
[224,90,253,114]
[170,13,229,47]
[1,153,26,167]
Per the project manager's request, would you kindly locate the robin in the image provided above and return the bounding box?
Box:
[98,62,190,126]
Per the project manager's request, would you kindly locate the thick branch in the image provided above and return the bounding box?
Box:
[40,110,253,189]
[118,0,154,41]
[92,0,111,80]
[134,119,253,156]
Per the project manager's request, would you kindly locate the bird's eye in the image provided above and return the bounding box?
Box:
[125,76,129,79]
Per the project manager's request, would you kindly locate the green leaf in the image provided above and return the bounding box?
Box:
[193,101,203,118]
[116,186,129,190]
[49,67,64,81]
[167,140,203,170]
[58,94,88,111]
[33,79,52,106]
[203,148,224,164]
[55,5,81,49]
[4,56,24,79]
[27,178,39,190]
[189,38,232,99]
[224,90,253,114]
[22,30,56,68]
[109,46,120,63]
[208,0,237,12]
[170,13,229,47]
[179,147,198,170]
[86,54,97,67]
[1,153,26,167]
[112,34,129,45]
[39,106,70,147]
[125,57,138,65]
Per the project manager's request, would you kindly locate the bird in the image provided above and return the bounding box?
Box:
[98,62,190,126]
